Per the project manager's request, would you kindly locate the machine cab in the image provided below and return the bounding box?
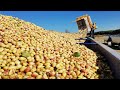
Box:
[76,14,93,33]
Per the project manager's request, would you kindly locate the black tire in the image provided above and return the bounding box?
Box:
[118,43,120,49]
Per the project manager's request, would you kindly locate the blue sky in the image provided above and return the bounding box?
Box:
[0,11,120,33]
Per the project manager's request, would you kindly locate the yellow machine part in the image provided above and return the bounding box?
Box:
[76,14,96,30]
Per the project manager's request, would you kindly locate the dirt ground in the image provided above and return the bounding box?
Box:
[94,35,105,43]
[95,35,120,53]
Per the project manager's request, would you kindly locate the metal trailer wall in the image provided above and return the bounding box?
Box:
[86,37,120,79]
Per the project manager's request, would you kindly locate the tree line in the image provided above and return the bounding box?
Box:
[94,29,120,35]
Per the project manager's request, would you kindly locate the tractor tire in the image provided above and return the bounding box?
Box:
[118,43,120,49]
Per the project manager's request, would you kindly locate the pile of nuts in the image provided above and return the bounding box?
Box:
[0,15,113,79]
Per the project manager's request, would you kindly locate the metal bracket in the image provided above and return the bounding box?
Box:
[76,42,97,45]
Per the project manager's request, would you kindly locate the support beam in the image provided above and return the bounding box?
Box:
[75,38,88,40]
[76,42,97,45]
